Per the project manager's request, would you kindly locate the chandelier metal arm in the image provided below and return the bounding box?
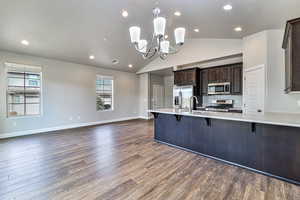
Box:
[160,53,167,60]
[144,33,157,57]
[144,48,157,59]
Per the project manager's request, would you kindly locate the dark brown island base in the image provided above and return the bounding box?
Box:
[150,110,300,185]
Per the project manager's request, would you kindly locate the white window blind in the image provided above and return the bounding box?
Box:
[96,75,113,111]
[6,63,42,117]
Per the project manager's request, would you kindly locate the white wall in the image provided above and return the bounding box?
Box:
[243,30,300,113]
[164,75,174,108]
[243,31,268,70]
[137,38,242,73]
[0,51,140,135]
[138,73,150,119]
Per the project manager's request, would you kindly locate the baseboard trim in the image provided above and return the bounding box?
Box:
[0,116,140,139]
[139,116,153,120]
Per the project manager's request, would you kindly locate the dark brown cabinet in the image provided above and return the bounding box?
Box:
[220,67,231,83]
[201,70,209,95]
[174,68,199,86]
[231,64,243,95]
[174,71,183,85]
[200,63,243,95]
[208,68,218,83]
[207,66,231,83]
[283,18,300,93]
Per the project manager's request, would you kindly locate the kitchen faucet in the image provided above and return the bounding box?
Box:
[189,96,199,113]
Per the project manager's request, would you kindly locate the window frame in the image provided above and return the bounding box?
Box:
[96,75,114,112]
[5,62,43,119]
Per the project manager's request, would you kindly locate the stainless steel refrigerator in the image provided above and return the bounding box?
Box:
[173,85,194,110]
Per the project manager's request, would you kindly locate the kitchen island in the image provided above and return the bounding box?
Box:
[149,108,300,185]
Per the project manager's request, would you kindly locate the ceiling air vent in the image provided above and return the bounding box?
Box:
[112,59,119,65]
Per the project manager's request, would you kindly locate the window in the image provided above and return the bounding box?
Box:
[6,63,42,117]
[96,75,113,111]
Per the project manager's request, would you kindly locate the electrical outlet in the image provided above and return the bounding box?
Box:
[297,100,300,107]
[69,117,73,121]
[77,116,81,120]
[13,122,17,127]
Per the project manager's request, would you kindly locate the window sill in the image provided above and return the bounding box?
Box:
[97,109,114,112]
[7,115,42,119]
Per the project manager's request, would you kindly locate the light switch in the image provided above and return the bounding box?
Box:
[297,100,300,107]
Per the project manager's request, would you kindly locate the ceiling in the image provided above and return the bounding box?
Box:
[0,0,299,72]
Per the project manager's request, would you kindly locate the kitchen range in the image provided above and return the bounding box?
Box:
[196,99,243,113]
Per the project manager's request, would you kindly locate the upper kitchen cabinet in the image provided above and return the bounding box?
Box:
[174,68,200,86]
[231,64,243,95]
[208,68,217,83]
[283,17,300,93]
[201,70,209,95]
[200,63,243,95]
[208,66,231,83]
[219,67,231,83]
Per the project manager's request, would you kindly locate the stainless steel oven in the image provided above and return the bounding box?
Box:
[208,82,231,95]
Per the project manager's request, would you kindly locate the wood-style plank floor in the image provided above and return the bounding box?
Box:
[0,119,299,200]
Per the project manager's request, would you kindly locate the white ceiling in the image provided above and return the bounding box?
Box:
[0,0,299,72]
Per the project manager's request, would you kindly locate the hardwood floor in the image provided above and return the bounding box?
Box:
[0,119,299,200]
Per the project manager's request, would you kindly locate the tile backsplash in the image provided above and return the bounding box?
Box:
[202,95,243,108]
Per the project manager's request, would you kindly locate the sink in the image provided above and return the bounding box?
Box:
[192,110,207,114]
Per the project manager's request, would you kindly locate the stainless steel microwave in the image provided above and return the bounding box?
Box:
[208,82,231,95]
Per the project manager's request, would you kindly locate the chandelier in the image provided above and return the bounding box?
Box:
[129,8,186,60]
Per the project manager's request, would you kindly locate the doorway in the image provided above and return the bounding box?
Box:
[244,65,265,115]
[152,84,165,109]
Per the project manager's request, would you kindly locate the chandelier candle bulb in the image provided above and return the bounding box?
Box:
[129,26,141,43]
[174,27,186,45]
[138,40,148,53]
[153,17,166,36]
[160,41,170,53]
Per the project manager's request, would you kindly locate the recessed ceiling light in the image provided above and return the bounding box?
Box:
[234,27,242,32]
[194,28,199,33]
[174,11,181,16]
[223,4,233,11]
[122,10,128,18]
[164,35,168,39]
[89,55,95,60]
[128,64,133,68]
[21,40,29,46]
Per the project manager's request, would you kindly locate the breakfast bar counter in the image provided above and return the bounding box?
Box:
[149,108,300,185]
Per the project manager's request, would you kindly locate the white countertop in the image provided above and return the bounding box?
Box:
[148,108,300,128]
